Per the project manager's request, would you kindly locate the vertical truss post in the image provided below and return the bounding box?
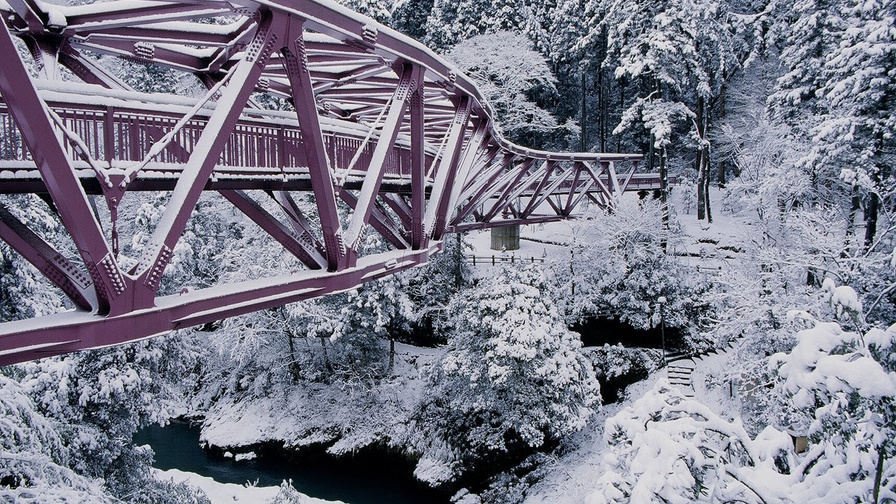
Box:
[344,62,423,264]
[282,16,345,271]
[135,10,285,306]
[434,120,488,240]
[0,21,122,314]
[409,84,425,250]
[424,96,471,237]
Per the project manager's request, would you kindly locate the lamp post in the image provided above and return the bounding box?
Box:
[657,296,667,368]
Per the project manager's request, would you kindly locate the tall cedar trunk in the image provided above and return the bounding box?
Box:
[286,334,300,382]
[388,336,395,373]
[865,135,884,249]
[617,79,624,152]
[320,336,332,373]
[648,133,656,172]
[703,150,712,223]
[865,192,879,250]
[716,86,727,187]
[696,96,706,221]
[598,66,606,151]
[873,440,886,504]
[660,146,669,251]
[454,232,462,289]
[581,70,587,151]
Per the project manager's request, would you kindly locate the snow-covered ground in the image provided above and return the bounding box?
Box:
[155,469,344,504]
[524,350,742,503]
[166,186,762,503]
[200,342,443,453]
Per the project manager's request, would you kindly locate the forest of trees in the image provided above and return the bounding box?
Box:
[0,0,894,503]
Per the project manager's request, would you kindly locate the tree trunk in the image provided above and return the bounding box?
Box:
[286,334,300,382]
[617,78,624,152]
[320,336,332,374]
[660,147,669,251]
[598,66,606,152]
[703,152,713,223]
[865,191,879,250]
[695,95,712,223]
[873,440,885,504]
[388,336,395,374]
[454,232,462,290]
[717,86,727,188]
[581,69,587,152]
[648,133,656,172]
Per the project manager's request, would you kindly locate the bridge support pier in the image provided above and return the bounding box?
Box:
[490,225,519,251]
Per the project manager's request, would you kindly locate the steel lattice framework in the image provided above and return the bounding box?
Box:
[0,0,653,365]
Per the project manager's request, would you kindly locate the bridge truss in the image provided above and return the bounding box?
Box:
[0,0,651,365]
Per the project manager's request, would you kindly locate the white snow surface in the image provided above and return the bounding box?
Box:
[154,469,344,504]
[524,351,748,503]
[200,342,443,453]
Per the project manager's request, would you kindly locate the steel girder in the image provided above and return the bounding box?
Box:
[0,0,648,365]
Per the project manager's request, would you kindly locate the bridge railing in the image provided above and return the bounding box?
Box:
[0,90,436,182]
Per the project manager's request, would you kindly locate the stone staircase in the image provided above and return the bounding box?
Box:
[665,350,697,397]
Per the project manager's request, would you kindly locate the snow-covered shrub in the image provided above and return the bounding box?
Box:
[588,381,792,504]
[16,336,196,501]
[770,310,896,503]
[552,198,712,351]
[414,266,600,483]
[0,373,115,503]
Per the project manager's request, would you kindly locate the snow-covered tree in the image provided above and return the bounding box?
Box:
[413,266,599,484]
[446,32,575,148]
[770,299,896,503]
[551,198,712,350]
[423,0,534,50]
[589,381,794,503]
[593,0,747,222]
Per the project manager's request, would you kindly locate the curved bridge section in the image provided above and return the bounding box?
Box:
[0,0,651,365]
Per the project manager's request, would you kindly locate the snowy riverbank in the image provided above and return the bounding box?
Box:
[154,469,344,504]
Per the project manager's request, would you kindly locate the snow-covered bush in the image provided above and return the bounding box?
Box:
[588,381,793,503]
[552,198,712,351]
[413,266,600,484]
[769,306,896,503]
[15,337,199,501]
[0,373,115,503]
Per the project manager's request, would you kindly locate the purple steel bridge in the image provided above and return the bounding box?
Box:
[0,0,656,365]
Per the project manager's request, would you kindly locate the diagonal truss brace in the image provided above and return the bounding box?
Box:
[219,190,326,270]
[0,19,123,314]
[0,203,95,310]
[134,10,284,307]
[343,61,423,260]
[281,16,345,271]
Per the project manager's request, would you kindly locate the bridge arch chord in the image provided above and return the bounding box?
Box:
[0,0,647,365]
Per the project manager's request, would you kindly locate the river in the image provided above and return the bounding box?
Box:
[135,420,449,504]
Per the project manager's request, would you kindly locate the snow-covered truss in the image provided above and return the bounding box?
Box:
[0,0,653,364]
